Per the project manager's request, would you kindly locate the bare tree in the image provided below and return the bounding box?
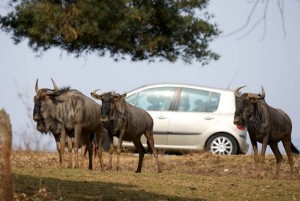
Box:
[222,0,289,39]
[15,83,52,151]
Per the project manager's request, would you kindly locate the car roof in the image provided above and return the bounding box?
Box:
[126,83,234,94]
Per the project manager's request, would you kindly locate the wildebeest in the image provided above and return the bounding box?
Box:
[233,86,299,179]
[35,103,78,168]
[91,90,162,173]
[33,79,104,170]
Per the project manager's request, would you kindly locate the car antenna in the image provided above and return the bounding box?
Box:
[226,70,238,90]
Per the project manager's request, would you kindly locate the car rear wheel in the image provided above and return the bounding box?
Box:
[206,133,238,155]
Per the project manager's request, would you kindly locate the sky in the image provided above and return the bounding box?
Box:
[0,0,299,153]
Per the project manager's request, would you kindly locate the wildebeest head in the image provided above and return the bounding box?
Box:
[91,90,126,123]
[233,86,265,126]
[33,78,62,133]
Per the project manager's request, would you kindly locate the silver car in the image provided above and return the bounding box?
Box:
[120,83,249,155]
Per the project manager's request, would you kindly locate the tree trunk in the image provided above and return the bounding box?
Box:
[0,109,13,201]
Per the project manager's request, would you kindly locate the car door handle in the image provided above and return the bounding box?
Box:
[157,116,167,119]
[203,116,214,120]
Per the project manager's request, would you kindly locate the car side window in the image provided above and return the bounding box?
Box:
[126,93,137,105]
[126,87,176,111]
[207,92,220,112]
[177,88,209,112]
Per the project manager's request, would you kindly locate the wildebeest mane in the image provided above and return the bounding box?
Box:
[58,86,71,93]
[46,86,71,97]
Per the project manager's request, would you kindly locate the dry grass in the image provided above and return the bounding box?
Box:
[11,150,300,201]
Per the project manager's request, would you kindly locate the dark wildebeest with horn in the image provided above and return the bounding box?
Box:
[33,79,104,170]
[233,86,299,179]
[91,90,162,173]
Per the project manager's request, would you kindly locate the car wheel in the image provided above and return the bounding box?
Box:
[206,133,238,155]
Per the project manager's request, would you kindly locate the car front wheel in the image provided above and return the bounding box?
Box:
[206,133,238,155]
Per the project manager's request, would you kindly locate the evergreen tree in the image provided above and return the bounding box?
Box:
[0,0,220,64]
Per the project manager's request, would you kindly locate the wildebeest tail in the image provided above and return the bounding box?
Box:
[291,143,300,155]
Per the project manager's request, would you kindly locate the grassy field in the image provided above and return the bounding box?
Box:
[12,150,300,201]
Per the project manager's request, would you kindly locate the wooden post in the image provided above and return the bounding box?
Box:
[0,109,14,201]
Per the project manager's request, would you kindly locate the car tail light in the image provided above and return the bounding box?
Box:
[236,124,245,130]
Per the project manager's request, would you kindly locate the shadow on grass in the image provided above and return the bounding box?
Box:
[13,173,206,201]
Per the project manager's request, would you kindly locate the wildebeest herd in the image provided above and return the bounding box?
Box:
[33,79,299,179]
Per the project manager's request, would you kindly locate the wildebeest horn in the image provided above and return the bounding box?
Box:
[260,86,265,99]
[91,89,101,99]
[234,86,246,97]
[92,89,101,94]
[51,78,59,92]
[35,79,39,93]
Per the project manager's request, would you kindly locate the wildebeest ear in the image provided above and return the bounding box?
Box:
[249,98,257,104]
[46,89,58,96]
[119,93,126,100]
[46,89,66,97]
[114,93,126,101]
[121,93,126,99]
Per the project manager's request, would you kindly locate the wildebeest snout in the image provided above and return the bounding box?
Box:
[100,115,109,122]
[33,113,42,122]
[36,121,46,133]
[233,115,242,125]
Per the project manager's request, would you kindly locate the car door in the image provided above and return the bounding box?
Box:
[167,87,221,149]
[126,87,177,147]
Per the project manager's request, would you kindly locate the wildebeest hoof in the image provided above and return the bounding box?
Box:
[257,173,264,179]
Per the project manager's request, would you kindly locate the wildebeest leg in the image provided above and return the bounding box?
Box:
[108,132,114,171]
[282,140,294,180]
[144,130,162,173]
[92,139,97,171]
[116,130,126,172]
[132,138,146,173]
[80,144,87,168]
[54,134,63,167]
[67,136,73,168]
[96,127,104,171]
[269,142,283,179]
[250,138,260,178]
[259,135,269,179]
[60,128,67,168]
[83,134,93,170]
[74,126,83,168]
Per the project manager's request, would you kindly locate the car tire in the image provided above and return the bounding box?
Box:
[205,133,238,155]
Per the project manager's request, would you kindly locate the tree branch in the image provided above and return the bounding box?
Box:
[222,0,288,39]
[222,0,260,37]
[277,0,286,38]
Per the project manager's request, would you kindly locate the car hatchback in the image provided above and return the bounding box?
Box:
[121,83,249,155]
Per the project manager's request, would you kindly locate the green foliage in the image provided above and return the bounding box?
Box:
[0,0,220,64]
